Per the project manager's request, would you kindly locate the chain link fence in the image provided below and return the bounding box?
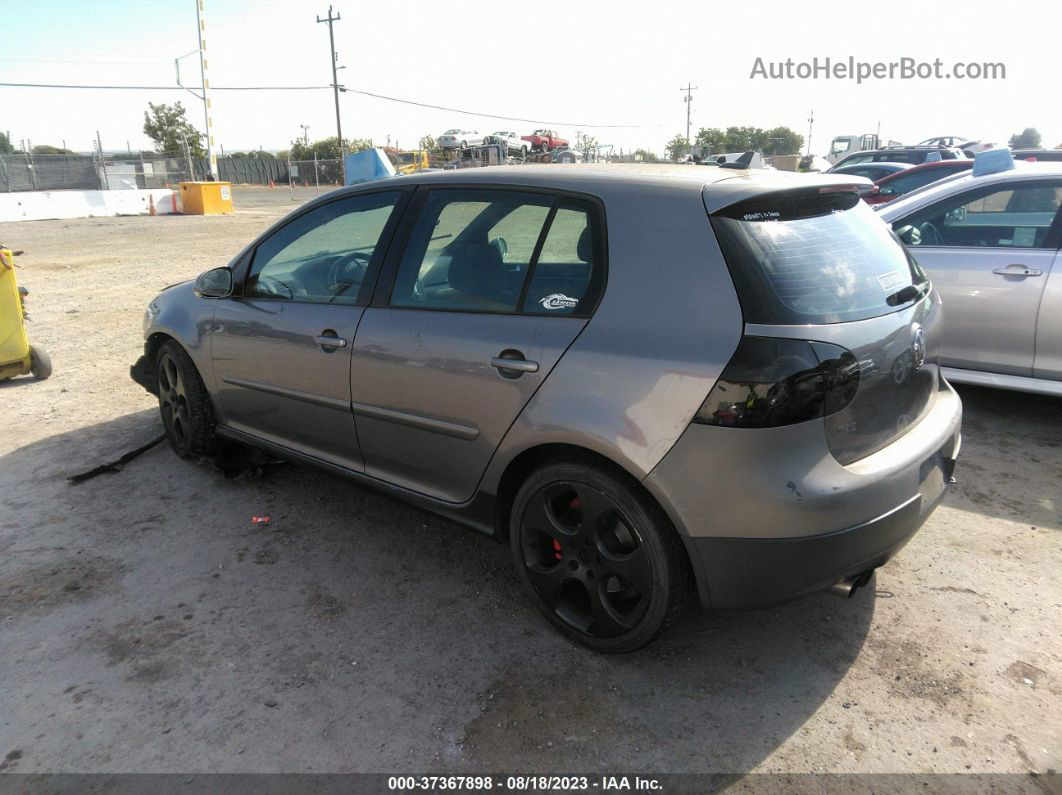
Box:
[286,158,342,193]
[0,153,296,192]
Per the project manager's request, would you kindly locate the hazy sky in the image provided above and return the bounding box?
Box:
[3,0,1060,156]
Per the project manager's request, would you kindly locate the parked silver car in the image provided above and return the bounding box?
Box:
[879,161,1062,396]
[437,129,485,150]
[132,165,962,651]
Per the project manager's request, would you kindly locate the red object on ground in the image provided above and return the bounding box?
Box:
[252,515,271,525]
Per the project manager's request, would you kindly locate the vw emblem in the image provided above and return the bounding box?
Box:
[912,327,926,369]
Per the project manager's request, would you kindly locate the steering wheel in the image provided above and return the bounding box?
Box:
[255,275,294,299]
[917,222,943,246]
[327,250,372,299]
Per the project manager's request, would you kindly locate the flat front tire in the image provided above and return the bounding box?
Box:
[510,459,694,652]
[156,341,216,459]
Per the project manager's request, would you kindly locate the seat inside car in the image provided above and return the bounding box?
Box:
[442,242,515,310]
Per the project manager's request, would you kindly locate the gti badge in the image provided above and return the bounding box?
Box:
[912,326,926,370]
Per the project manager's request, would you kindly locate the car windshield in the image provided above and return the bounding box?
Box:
[829,138,852,156]
[443,129,460,135]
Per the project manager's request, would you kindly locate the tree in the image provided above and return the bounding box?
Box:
[143,101,205,157]
[1008,128,1042,149]
[694,125,802,156]
[579,134,599,160]
[0,131,13,154]
[419,135,443,159]
[665,134,689,161]
[694,127,727,154]
[633,148,661,163]
[31,144,74,154]
[289,136,372,161]
[761,126,804,156]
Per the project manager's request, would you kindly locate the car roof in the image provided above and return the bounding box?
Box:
[349,163,872,213]
[834,161,910,172]
[884,159,975,175]
[877,161,1062,220]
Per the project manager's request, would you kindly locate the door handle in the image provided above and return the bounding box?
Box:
[315,334,348,349]
[992,264,1043,277]
[490,356,539,374]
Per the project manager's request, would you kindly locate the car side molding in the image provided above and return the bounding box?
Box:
[941,367,1062,397]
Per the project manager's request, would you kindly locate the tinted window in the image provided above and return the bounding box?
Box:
[390,190,552,313]
[247,192,400,303]
[879,168,957,196]
[841,166,893,180]
[711,192,924,324]
[894,182,1062,248]
[523,204,597,315]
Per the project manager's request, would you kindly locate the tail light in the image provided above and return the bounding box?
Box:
[694,336,860,428]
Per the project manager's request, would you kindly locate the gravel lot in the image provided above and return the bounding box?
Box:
[1,186,1059,778]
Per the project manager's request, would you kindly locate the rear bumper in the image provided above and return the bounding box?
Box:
[685,489,943,609]
[644,379,962,609]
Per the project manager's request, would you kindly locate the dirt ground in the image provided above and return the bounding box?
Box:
[0,186,1059,779]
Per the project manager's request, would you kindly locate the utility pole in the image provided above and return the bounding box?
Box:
[300,124,311,147]
[680,83,698,155]
[806,109,814,156]
[317,6,344,182]
[195,0,218,179]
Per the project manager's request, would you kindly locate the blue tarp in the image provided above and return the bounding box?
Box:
[343,149,396,185]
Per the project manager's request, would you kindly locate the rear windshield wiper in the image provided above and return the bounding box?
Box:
[885,280,929,307]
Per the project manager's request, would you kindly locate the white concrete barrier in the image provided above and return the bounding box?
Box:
[0,189,180,223]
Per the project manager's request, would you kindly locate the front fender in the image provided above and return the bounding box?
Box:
[137,281,218,393]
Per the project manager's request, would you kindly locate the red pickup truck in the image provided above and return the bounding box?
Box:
[521,129,568,151]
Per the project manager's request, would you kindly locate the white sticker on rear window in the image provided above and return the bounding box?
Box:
[539,293,579,310]
[877,271,906,291]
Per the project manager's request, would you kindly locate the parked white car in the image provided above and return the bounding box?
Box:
[438,129,486,150]
[486,131,530,157]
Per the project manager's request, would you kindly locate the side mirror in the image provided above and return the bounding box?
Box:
[894,225,920,246]
[194,267,233,298]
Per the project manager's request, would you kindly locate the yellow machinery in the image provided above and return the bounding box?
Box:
[178,181,234,215]
[394,150,430,175]
[0,248,51,381]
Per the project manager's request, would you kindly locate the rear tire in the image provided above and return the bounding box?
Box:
[29,343,52,380]
[156,340,216,459]
[509,458,694,652]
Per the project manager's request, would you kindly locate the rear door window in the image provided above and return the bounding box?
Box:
[388,189,603,316]
[710,190,924,324]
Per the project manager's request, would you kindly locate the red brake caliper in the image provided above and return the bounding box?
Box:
[552,539,562,560]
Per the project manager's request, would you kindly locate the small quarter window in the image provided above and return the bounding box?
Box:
[521,204,597,316]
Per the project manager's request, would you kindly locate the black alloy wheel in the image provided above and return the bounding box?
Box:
[510,459,693,652]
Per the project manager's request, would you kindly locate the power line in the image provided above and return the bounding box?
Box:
[0,81,331,90]
[339,86,644,129]
[0,81,648,128]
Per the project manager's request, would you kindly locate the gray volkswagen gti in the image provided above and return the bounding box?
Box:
[132,165,962,652]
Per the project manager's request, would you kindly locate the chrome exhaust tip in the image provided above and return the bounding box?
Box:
[828,570,874,599]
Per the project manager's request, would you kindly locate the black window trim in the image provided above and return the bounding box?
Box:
[892,177,1062,250]
[231,186,413,306]
[367,183,609,319]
